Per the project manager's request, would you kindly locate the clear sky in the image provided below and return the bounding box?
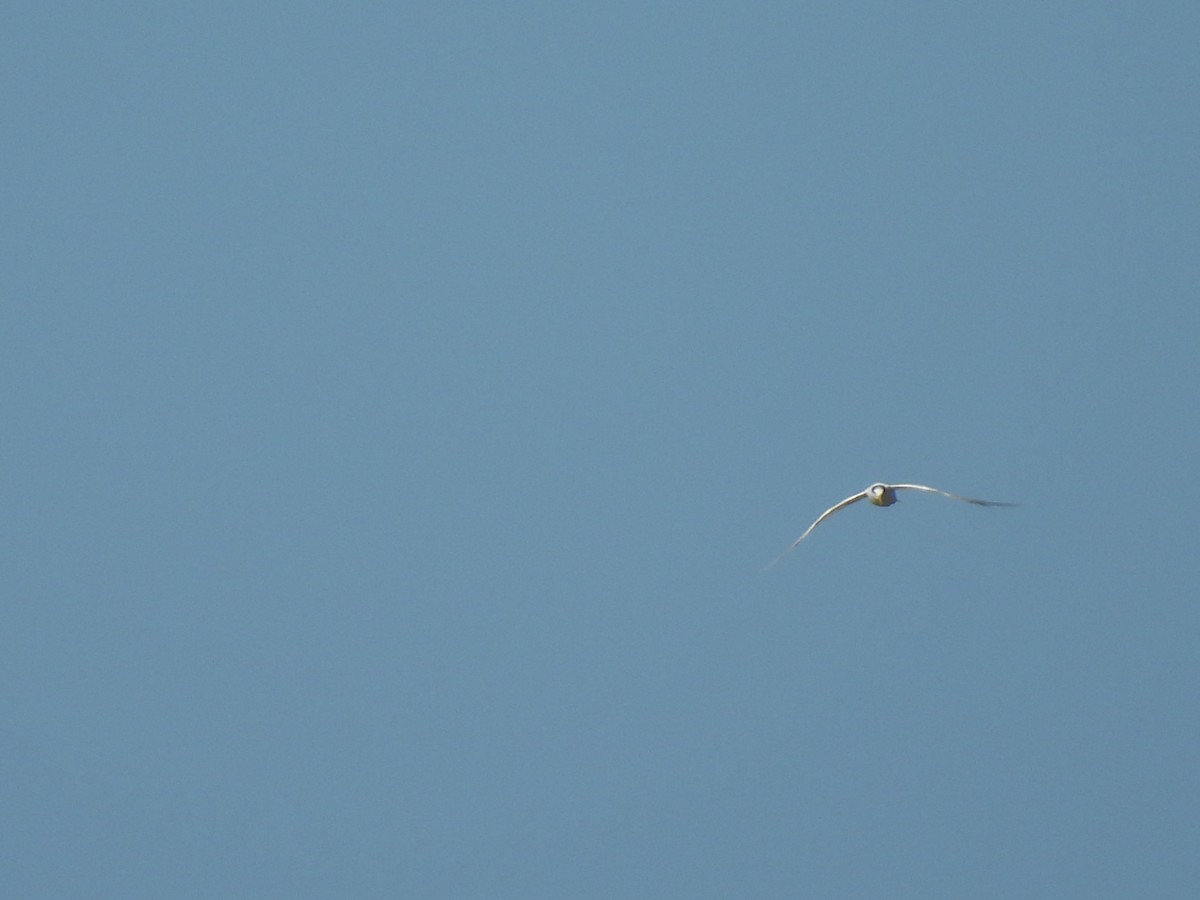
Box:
[4,3,1198,897]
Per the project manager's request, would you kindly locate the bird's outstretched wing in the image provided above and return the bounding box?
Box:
[890,484,1017,507]
[760,490,869,571]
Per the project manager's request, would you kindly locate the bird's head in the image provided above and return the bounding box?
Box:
[867,483,897,507]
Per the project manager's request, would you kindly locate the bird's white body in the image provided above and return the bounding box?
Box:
[763,482,1015,570]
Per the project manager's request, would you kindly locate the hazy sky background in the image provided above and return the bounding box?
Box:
[4,3,1198,897]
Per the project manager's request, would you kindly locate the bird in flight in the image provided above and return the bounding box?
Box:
[763,482,1016,570]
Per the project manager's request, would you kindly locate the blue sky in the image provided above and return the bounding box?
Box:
[3,3,1198,896]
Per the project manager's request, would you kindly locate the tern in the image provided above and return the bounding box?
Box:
[763,482,1016,570]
